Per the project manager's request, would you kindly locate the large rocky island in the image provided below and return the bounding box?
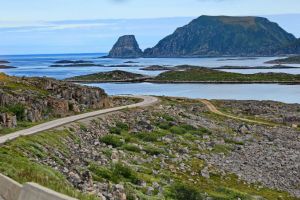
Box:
[107,35,143,58]
[107,15,300,58]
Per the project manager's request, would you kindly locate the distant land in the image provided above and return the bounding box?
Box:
[107,15,300,58]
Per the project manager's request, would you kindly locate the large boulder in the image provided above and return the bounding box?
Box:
[108,35,143,58]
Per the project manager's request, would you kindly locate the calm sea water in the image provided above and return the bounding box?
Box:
[0,53,299,103]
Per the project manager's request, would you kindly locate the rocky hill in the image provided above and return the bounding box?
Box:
[0,73,110,132]
[107,35,143,58]
[142,16,297,57]
[1,97,299,199]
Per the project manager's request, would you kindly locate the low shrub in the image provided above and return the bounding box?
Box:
[167,183,205,200]
[99,135,124,147]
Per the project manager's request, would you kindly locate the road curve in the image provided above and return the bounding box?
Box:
[199,99,273,126]
[0,95,158,145]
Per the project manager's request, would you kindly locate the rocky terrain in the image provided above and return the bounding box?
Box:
[1,97,299,200]
[107,35,143,58]
[0,73,110,133]
[212,100,300,127]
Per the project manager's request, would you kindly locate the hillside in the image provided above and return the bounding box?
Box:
[0,73,110,134]
[143,15,297,57]
[0,97,299,199]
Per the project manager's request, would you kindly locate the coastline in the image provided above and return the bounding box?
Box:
[66,79,300,85]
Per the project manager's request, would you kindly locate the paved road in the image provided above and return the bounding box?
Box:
[0,96,158,145]
[199,99,273,126]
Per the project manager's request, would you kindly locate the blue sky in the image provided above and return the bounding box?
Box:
[0,0,300,54]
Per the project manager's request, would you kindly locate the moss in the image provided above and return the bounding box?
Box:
[122,143,141,153]
[170,126,186,135]
[99,134,125,148]
[109,121,130,135]
[135,131,166,142]
[166,182,205,200]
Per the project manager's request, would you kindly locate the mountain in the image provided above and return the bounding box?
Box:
[108,35,143,58]
[143,15,297,57]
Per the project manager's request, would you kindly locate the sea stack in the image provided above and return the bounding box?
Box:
[108,35,143,58]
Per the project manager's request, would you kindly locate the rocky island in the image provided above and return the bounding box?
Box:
[266,55,300,64]
[107,35,143,58]
[107,16,300,58]
[66,66,300,84]
[66,70,150,83]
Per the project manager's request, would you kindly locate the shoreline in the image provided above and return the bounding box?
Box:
[66,79,300,85]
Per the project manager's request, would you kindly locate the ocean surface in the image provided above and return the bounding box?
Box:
[0,53,300,103]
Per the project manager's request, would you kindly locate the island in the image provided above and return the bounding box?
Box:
[66,66,300,84]
[213,65,300,70]
[50,60,104,67]
[107,16,300,58]
[0,65,16,69]
[140,65,173,71]
[0,60,10,64]
[65,70,150,83]
[153,66,300,83]
[266,55,300,64]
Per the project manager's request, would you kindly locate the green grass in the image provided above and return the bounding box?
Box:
[154,66,300,82]
[89,162,139,184]
[99,134,125,147]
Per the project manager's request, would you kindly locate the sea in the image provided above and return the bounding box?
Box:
[0,53,300,104]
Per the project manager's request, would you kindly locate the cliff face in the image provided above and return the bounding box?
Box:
[0,74,110,128]
[108,35,143,58]
[143,16,297,57]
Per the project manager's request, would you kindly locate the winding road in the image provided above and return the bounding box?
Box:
[0,95,158,145]
[199,99,273,126]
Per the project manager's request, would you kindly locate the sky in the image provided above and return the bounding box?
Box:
[0,0,300,55]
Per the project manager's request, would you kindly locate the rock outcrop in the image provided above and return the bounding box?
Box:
[0,74,110,129]
[108,35,143,58]
[142,16,297,57]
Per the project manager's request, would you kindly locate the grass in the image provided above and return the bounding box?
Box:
[154,66,300,82]
[89,162,139,184]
